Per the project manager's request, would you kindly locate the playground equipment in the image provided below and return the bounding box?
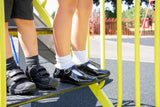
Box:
[1,0,114,107]
[140,0,155,36]
[0,0,6,107]
[1,0,160,107]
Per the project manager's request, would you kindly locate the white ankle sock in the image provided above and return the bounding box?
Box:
[72,50,89,65]
[55,54,74,70]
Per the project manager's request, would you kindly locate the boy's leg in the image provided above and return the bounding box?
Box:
[13,18,58,89]
[5,22,19,70]
[4,0,36,95]
[10,0,58,89]
[14,19,38,57]
[5,24,36,95]
[5,23,13,59]
[71,0,110,79]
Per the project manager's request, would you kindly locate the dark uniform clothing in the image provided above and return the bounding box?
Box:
[4,0,33,22]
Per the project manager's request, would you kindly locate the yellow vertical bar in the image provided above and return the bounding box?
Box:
[88,1,113,106]
[89,83,114,107]
[117,0,122,107]
[87,26,90,58]
[99,0,106,91]
[100,0,105,70]
[0,0,7,107]
[135,0,141,107]
[33,0,52,27]
[154,0,160,106]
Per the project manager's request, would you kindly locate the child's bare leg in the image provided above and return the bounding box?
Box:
[71,0,110,79]
[71,0,93,64]
[14,18,58,89]
[53,0,97,85]
[5,23,13,59]
[14,19,38,57]
[71,0,93,51]
[53,0,77,57]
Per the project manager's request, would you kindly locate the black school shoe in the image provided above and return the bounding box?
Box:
[76,61,110,79]
[7,68,36,95]
[25,65,58,89]
[53,65,97,85]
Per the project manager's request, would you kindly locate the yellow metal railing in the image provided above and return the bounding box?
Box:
[154,0,160,107]
[33,0,52,27]
[117,0,122,107]
[0,0,6,107]
[88,0,114,106]
[116,0,160,107]
[135,0,141,107]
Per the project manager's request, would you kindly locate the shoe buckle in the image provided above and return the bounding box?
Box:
[64,69,70,74]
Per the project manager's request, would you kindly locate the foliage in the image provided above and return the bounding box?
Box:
[105,10,116,18]
[93,0,151,14]
[122,6,154,19]
[51,11,55,18]
[93,0,134,6]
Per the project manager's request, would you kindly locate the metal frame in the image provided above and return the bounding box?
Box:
[0,0,6,107]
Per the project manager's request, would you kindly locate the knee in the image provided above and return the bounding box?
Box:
[15,19,34,27]
[77,0,93,14]
[58,0,77,16]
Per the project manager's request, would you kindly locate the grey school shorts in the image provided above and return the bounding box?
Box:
[4,0,34,22]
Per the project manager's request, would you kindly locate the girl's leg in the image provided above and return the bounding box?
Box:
[71,0,93,51]
[71,0,93,64]
[53,0,97,85]
[71,0,110,79]
[53,0,77,57]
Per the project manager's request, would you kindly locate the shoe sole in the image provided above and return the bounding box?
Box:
[60,78,98,86]
[36,81,58,89]
[96,73,110,79]
[9,85,36,95]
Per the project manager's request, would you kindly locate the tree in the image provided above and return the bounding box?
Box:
[93,0,149,13]
[122,6,154,19]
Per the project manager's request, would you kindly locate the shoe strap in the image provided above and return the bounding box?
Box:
[27,65,50,81]
[7,68,24,78]
[11,74,27,82]
[7,69,28,87]
[34,65,49,76]
[54,67,72,78]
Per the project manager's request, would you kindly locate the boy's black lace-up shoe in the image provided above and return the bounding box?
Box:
[7,68,36,95]
[53,65,97,85]
[76,61,110,79]
[26,65,58,89]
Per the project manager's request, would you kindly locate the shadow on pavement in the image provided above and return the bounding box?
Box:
[111,98,155,107]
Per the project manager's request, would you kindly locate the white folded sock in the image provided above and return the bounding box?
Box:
[72,50,89,65]
[55,54,74,70]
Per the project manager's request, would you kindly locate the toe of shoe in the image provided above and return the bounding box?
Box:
[11,82,36,95]
[48,78,58,88]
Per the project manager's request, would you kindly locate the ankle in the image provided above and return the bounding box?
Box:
[55,54,74,70]
[72,50,89,65]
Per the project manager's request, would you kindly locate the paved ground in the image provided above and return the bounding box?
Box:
[13,36,155,107]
